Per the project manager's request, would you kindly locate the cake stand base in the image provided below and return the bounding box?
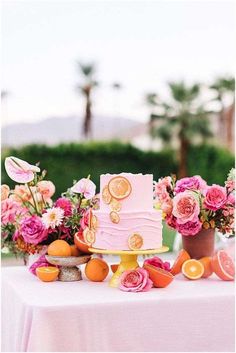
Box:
[89,246,169,287]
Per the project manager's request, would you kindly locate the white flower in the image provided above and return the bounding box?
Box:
[71,178,96,200]
[42,207,64,229]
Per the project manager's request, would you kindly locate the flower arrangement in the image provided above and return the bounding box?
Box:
[1,156,98,257]
[154,170,235,237]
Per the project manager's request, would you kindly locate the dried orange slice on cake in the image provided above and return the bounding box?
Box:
[110,198,122,212]
[102,185,112,204]
[108,176,132,200]
[110,211,120,224]
[128,233,143,250]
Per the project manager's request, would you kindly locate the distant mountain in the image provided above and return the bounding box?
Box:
[2,115,145,147]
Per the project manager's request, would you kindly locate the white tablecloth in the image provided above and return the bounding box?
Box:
[1,266,235,352]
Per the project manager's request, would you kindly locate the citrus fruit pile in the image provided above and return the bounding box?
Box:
[170,249,235,281]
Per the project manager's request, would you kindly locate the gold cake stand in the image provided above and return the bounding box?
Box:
[89,246,169,287]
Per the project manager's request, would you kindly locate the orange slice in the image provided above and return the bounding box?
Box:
[170,249,191,275]
[110,198,122,212]
[199,256,213,278]
[110,211,120,224]
[74,231,91,254]
[108,176,132,200]
[36,266,59,282]
[144,264,174,288]
[182,259,204,280]
[83,227,95,245]
[211,250,235,281]
[102,185,112,204]
[128,233,143,250]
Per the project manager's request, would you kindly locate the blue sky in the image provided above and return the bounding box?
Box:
[2,0,235,126]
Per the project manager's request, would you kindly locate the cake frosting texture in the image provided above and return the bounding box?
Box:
[91,173,162,251]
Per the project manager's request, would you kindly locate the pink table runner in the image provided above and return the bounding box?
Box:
[1,266,235,352]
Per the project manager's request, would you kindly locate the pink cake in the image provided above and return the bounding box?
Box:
[90,173,162,251]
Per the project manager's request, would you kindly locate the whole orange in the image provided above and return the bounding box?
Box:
[48,240,72,257]
[85,258,109,282]
[70,245,81,257]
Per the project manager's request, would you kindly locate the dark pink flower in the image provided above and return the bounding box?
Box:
[80,210,89,230]
[29,255,54,276]
[204,185,227,211]
[55,197,72,216]
[177,219,202,236]
[175,176,207,194]
[16,215,48,245]
[119,268,153,292]
[144,256,171,271]
[165,214,178,228]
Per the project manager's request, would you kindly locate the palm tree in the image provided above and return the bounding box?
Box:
[150,81,212,177]
[210,76,235,151]
[77,62,97,139]
[145,93,160,138]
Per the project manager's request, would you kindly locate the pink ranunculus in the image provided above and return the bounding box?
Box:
[1,184,10,201]
[29,255,53,276]
[227,193,235,206]
[1,198,27,225]
[161,197,173,215]
[154,177,172,197]
[175,175,207,194]
[225,179,235,193]
[11,184,32,203]
[177,219,202,236]
[37,180,55,200]
[204,184,227,211]
[119,268,153,292]
[71,178,96,200]
[144,256,171,272]
[80,210,90,230]
[54,197,72,216]
[5,156,40,183]
[172,191,200,224]
[17,215,48,245]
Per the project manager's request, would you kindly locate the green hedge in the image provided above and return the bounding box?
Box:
[1,141,234,198]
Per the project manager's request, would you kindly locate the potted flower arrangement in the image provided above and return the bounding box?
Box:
[154,170,235,259]
[1,156,98,271]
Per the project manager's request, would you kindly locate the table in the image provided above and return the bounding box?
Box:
[1,266,235,352]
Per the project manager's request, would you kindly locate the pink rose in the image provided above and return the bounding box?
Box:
[29,255,54,276]
[204,184,227,211]
[119,268,153,292]
[15,215,48,245]
[154,177,172,197]
[54,197,72,216]
[175,175,207,194]
[177,219,202,236]
[1,184,10,201]
[172,191,200,224]
[1,199,27,225]
[5,156,40,183]
[144,256,171,272]
[71,178,96,200]
[37,181,55,200]
[161,198,173,215]
[80,210,89,230]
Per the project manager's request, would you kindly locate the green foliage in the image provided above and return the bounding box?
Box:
[2,142,234,196]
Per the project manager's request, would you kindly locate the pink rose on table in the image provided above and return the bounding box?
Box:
[15,215,48,245]
[71,178,96,200]
[144,256,171,271]
[204,184,227,211]
[119,268,153,292]
[172,191,200,224]
[1,199,27,225]
[55,197,72,216]
[37,180,56,200]
[5,156,40,183]
[1,184,10,201]
[29,255,54,276]
[175,176,207,194]
[177,219,202,236]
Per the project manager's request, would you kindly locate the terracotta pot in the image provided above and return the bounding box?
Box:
[181,228,215,259]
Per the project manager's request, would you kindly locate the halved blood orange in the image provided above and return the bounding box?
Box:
[182,259,204,280]
[143,264,174,288]
[74,231,92,254]
[111,264,119,273]
[36,266,59,282]
[211,250,235,281]
[170,249,191,275]
[108,176,132,200]
[199,256,213,278]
